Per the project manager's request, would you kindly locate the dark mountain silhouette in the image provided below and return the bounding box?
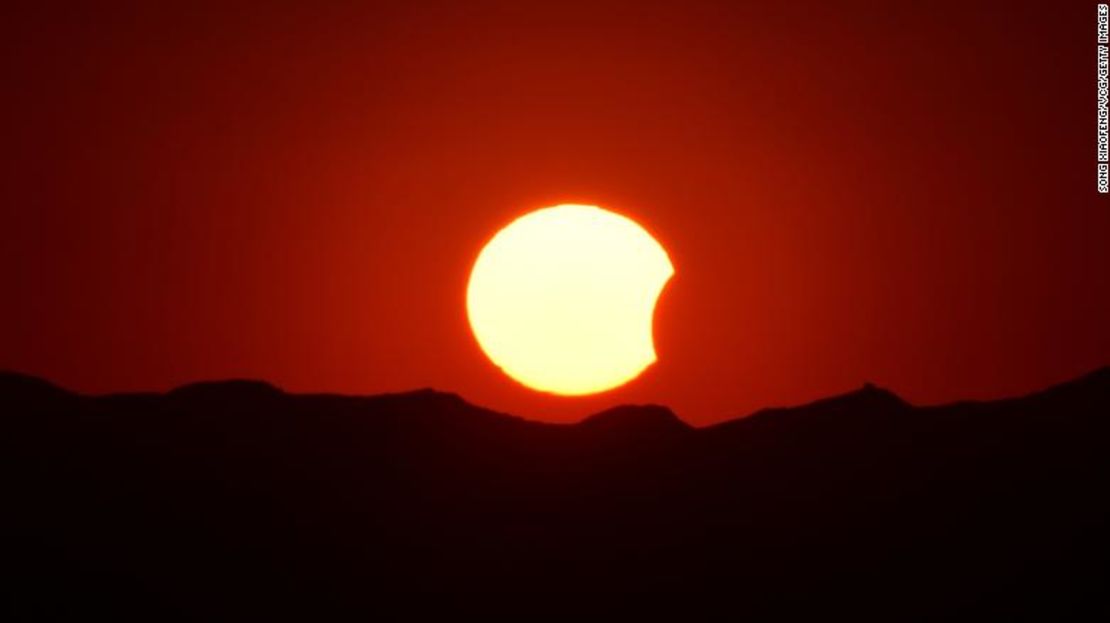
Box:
[578,403,691,437]
[2,369,1107,620]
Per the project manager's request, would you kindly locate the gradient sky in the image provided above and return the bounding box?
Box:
[3,1,1107,424]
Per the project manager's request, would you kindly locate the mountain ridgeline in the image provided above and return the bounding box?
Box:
[2,369,1108,619]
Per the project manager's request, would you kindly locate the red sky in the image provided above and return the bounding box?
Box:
[2,1,1107,424]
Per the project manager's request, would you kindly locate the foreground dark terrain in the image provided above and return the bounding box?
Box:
[2,369,1107,619]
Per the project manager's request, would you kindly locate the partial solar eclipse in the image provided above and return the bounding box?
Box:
[466,204,674,395]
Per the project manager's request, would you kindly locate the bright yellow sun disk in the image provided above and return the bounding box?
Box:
[466,204,674,396]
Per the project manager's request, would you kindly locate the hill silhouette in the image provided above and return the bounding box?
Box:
[2,369,1107,619]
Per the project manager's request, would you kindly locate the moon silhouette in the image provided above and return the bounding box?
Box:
[466,204,674,396]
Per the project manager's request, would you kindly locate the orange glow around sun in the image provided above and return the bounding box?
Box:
[466,204,674,396]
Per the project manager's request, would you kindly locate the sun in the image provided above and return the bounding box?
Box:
[466,204,674,396]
